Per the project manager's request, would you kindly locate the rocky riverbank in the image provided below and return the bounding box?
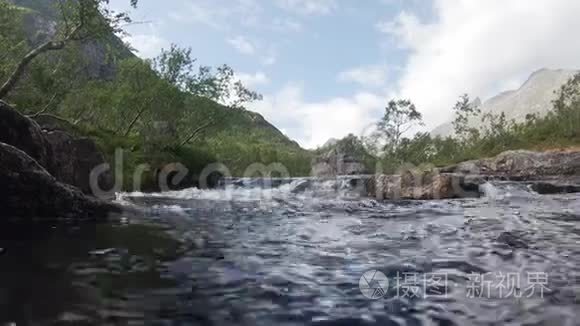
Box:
[364,150,580,200]
[0,101,118,221]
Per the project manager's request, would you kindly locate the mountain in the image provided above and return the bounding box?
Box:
[432,68,578,137]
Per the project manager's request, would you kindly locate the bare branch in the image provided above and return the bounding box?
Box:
[179,119,215,147]
[27,93,59,118]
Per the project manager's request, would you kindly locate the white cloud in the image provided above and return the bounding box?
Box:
[262,50,278,66]
[227,36,256,55]
[380,0,580,130]
[271,18,303,32]
[237,72,270,88]
[276,0,337,15]
[168,2,222,29]
[124,33,170,59]
[168,0,262,29]
[248,84,384,148]
[226,37,278,66]
[338,65,389,88]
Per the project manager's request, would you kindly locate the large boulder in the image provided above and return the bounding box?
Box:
[0,103,114,196]
[442,150,580,179]
[366,172,481,200]
[530,179,580,195]
[44,130,114,196]
[0,101,52,170]
[0,142,120,220]
[312,140,369,177]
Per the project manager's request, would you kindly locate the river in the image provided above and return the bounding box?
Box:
[0,177,579,325]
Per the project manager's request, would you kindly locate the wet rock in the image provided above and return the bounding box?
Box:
[44,130,114,196]
[291,180,312,193]
[0,101,52,169]
[0,102,114,196]
[496,231,529,249]
[0,142,120,220]
[443,150,580,179]
[531,181,580,195]
[366,172,482,200]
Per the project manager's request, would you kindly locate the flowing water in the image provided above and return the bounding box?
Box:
[1,177,580,325]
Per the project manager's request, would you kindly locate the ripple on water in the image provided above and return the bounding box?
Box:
[1,180,579,325]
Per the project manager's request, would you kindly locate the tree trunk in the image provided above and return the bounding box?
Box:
[123,97,156,136]
[0,41,66,99]
[123,106,148,137]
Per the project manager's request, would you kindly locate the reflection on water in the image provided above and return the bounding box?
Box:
[0,222,184,325]
[1,179,579,325]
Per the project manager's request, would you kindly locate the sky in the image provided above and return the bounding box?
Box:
[111,0,580,149]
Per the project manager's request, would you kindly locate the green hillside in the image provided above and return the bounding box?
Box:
[0,0,312,189]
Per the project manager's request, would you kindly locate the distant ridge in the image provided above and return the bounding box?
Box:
[431,68,578,137]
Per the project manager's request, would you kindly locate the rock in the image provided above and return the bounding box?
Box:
[291,180,312,193]
[497,231,529,249]
[312,154,367,177]
[312,142,368,177]
[44,130,114,196]
[366,172,481,200]
[443,150,580,179]
[492,150,580,177]
[530,181,580,195]
[0,101,52,169]
[0,142,120,220]
[0,102,114,196]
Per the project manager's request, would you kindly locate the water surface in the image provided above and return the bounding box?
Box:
[1,178,579,325]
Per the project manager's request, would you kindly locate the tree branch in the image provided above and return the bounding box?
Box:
[123,103,149,136]
[27,93,59,118]
[0,40,66,99]
[179,119,215,147]
[32,113,76,126]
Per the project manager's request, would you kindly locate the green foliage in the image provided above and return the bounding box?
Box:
[452,94,481,142]
[376,99,423,155]
[0,1,27,78]
[367,74,580,173]
[0,0,139,99]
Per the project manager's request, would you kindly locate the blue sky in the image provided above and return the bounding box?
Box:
[112,0,580,148]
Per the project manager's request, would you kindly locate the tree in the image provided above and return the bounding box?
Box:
[376,99,423,154]
[152,44,262,107]
[452,94,481,142]
[552,72,580,136]
[152,44,262,147]
[0,2,27,78]
[0,0,138,99]
[553,73,580,114]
